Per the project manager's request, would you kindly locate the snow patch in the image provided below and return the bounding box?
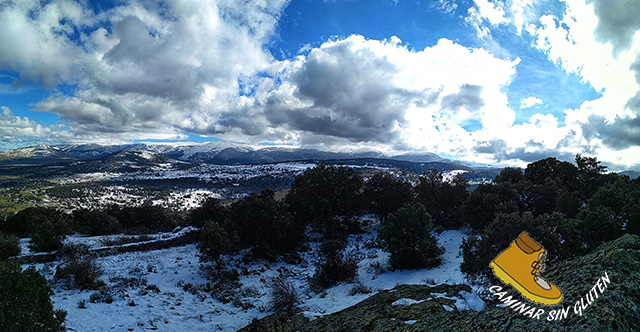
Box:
[431,290,486,312]
[20,226,474,331]
[392,298,426,306]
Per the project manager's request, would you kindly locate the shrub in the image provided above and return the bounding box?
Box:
[0,232,20,260]
[89,290,114,304]
[286,163,365,234]
[0,262,66,331]
[270,276,298,311]
[379,203,442,270]
[105,204,176,233]
[54,244,104,290]
[462,182,520,230]
[203,264,241,304]
[73,209,119,235]
[311,239,358,291]
[30,221,64,253]
[3,207,72,237]
[228,190,303,258]
[364,173,414,220]
[188,198,227,228]
[321,216,362,242]
[349,283,372,296]
[415,170,469,228]
[198,220,232,263]
[460,212,584,277]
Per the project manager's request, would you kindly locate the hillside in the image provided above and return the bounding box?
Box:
[240,234,640,332]
[0,142,441,166]
[0,143,500,214]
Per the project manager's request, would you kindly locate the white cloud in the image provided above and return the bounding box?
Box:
[473,0,509,26]
[0,0,524,163]
[466,7,492,39]
[0,1,90,87]
[509,0,536,35]
[431,0,458,15]
[0,106,53,140]
[461,0,640,169]
[530,1,640,119]
[465,0,510,41]
[520,96,543,109]
[3,0,640,170]
[1,0,289,142]
[239,35,521,155]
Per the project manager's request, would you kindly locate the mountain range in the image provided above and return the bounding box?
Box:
[0,142,451,167]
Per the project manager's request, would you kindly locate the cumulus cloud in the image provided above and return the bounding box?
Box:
[470,111,573,164]
[468,0,640,168]
[473,0,508,26]
[581,115,640,150]
[520,96,543,109]
[586,0,640,54]
[509,0,536,34]
[441,84,485,112]
[0,106,53,140]
[4,0,640,169]
[2,0,289,141]
[576,0,640,153]
[0,0,89,87]
[241,36,520,151]
[0,0,521,157]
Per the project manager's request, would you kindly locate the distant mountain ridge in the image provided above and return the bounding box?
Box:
[0,142,450,166]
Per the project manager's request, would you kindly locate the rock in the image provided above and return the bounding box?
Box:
[239,234,640,332]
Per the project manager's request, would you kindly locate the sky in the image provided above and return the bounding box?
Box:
[1,0,640,170]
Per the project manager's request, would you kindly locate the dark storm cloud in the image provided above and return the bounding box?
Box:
[582,114,640,150]
[502,147,575,164]
[473,138,508,154]
[580,54,640,150]
[100,16,204,102]
[474,138,574,163]
[624,58,640,112]
[575,0,640,154]
[441,84,485,112]
[586,0,640,54]
[256,37,436,144]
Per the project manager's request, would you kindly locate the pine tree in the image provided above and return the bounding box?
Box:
[379,204,442,269]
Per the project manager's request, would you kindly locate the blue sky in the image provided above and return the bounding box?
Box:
[1,0,640,169]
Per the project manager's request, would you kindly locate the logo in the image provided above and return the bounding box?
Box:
[489,231,563,305]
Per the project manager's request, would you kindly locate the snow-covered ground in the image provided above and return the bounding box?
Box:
[23,227,480,332]
[47,162,316,211]
[56,163,315,186]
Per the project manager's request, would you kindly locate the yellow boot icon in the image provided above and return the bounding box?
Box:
[490,231,563,305]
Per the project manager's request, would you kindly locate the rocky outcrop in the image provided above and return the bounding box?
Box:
[240,234,640,332]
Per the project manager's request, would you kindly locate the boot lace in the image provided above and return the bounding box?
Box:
[530,252,546,281]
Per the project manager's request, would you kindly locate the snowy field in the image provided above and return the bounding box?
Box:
[22,228,482,332]
[56,163,316,186]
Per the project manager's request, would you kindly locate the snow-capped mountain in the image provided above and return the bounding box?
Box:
[0,142,502,189]
[0,142,440,166]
